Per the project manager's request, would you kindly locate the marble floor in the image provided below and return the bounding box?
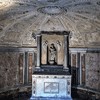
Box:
[1,95,81,100]
[0,92,81,100]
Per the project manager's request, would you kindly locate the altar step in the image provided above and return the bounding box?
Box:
[30,97,72,100]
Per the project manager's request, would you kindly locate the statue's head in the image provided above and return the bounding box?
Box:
[51,43,54,47]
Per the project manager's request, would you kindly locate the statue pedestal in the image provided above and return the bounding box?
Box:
[30,68,72,100]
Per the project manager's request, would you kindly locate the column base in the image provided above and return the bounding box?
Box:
[35,66,40,69]
[63,67,69,71]
[34,67,41,72]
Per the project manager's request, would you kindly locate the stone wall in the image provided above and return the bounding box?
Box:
[0,48,100,99]
[86,53,100,90]
[70,49,100,93]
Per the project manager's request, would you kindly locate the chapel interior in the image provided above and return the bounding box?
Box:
[0,0,100,100]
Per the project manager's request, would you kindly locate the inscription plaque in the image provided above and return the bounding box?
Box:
[44,82,59,93]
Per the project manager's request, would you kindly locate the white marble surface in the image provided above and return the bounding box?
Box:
[31,74,72,99]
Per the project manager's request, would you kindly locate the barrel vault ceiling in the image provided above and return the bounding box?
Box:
[0,0,100,47]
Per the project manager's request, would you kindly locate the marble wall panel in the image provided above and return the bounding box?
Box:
[81,54,85,85]
[28,53,33,83]
[19,53,24,84]
[71,54,76,67]
[0,52,19,89]
[0,51,35,90]
[71,54,77,85]
[85,53,100,90]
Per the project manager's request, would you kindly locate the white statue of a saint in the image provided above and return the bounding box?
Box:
[49,43,57,64]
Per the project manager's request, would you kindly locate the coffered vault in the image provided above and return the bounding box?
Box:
[0,0,100,47]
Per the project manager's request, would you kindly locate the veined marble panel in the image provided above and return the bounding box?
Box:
[86,53,100,90]
[0,52,19,89]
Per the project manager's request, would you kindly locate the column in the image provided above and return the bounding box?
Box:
[80,53,82,85]
[24,52,28,84]
[63,35,69,70]
[77,53,80,85]
[36,34,41,68]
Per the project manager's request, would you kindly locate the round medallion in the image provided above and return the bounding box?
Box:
[37,6,65,15]
[37,0,59,3]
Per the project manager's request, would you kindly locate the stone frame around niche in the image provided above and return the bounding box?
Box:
[36,31,70,70]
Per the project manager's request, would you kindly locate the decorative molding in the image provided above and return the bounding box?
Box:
[0,47,35,52]
[37,6,66,15]
[70,48,100,53]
